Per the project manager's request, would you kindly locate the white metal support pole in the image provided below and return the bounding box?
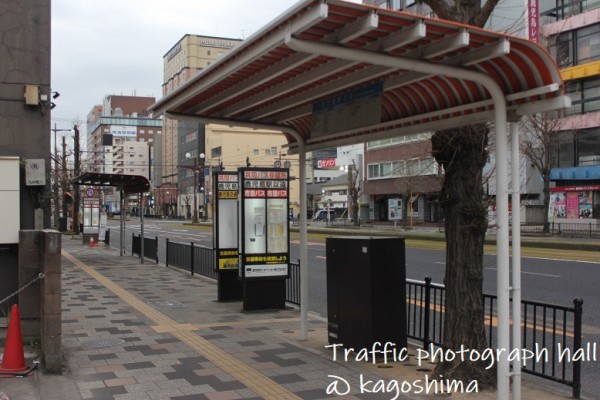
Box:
[510,122,522,400]
[298,140,309,340]
[494,102,511,400]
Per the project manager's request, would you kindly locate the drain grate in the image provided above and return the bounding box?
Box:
[148,300,187,309]
[83,338,126,348]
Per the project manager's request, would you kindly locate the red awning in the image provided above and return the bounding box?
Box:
[151,0,567,153]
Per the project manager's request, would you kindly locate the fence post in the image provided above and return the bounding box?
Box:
[191,242,195,276]
[423,276,432,349]
[155,236,159,264]
[572,298,583,399]
[166,238,169,267]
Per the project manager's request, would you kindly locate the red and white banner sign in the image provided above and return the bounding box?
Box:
[528,0,539,43]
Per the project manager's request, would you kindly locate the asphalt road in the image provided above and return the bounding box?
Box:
[105,219,599,398]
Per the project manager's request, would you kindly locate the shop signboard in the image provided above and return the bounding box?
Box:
[238,168,289,279]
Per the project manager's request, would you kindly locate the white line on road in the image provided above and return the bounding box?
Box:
[485,267,560,278]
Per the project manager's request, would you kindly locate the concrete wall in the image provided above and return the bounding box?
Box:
[0,0,52,230]
[18,230,62,373]
[0,0,52,316]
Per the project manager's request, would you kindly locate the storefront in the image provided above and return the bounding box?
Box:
[548,185,599,221]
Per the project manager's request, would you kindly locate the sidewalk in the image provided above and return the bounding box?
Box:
[0,236,578,400]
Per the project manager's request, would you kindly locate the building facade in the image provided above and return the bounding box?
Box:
[159,35,243,194]
[173,124,300,220]
[158,34,303,219]
[85,95,161,213]
[542,6,600,222]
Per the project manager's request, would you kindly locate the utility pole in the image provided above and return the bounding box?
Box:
[51,124,71,228]
[73,125,81,234]
[61,136,68,220]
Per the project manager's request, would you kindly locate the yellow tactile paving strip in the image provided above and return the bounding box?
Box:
[63,249,302,400]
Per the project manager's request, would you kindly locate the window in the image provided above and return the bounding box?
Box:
[211,146,222,158]
[551,25,600,67]
[185,131,197,143]
[367,157,438,179]
[368,164,380,178]
[576,24,600,64]
[149,130,154,134]
[583,78,600,113]
[140,130,145,133]
[253,149,259,155]
[265,148,271,155]
[367,132,433,149]
[577,129,600,163]
[565,77,600,115]
[271,146,278,155]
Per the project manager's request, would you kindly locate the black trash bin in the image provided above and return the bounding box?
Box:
[58,217,67,232]
[326,236,407,350]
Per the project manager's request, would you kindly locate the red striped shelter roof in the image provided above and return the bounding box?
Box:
[151,0,569,152]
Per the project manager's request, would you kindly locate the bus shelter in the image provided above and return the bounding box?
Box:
[72,172,151,261]
[150,1,569,398]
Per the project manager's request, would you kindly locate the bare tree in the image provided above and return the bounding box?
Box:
[347,160,361,226]
[519,112,575,232]
[419,0,501,387]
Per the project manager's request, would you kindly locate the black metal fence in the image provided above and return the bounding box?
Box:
[286,260,301,306]
[131,234,158,263]
[164,239,217,279]
[519,222,600,238]
[406,278,583,398]
[125,237,583,397]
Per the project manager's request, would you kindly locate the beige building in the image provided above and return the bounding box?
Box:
[158,34,299,219]
[160,35,242,190]
[203,125,300,218]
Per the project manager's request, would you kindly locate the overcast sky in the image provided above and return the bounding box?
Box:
[50,0,361,132]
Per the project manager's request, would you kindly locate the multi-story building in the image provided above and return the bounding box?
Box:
[85,95,161,213]
[542,6,600,221]
[159,35,242,197]
[158,35,301,219]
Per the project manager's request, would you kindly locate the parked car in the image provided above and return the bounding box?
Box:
[312,209,335,221]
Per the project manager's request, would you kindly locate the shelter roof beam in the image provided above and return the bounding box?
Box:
[417,28,470,59]
[376,20,426,52]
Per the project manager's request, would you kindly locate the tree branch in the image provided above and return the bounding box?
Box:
[422,0,454,20]
[474,0,502,27]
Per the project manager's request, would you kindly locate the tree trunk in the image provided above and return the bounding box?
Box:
[542,173,551,233]
[431,125,496,388]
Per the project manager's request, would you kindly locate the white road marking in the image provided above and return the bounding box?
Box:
[485,267,560,278]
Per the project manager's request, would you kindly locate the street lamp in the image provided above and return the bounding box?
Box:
[183,152,205,224]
